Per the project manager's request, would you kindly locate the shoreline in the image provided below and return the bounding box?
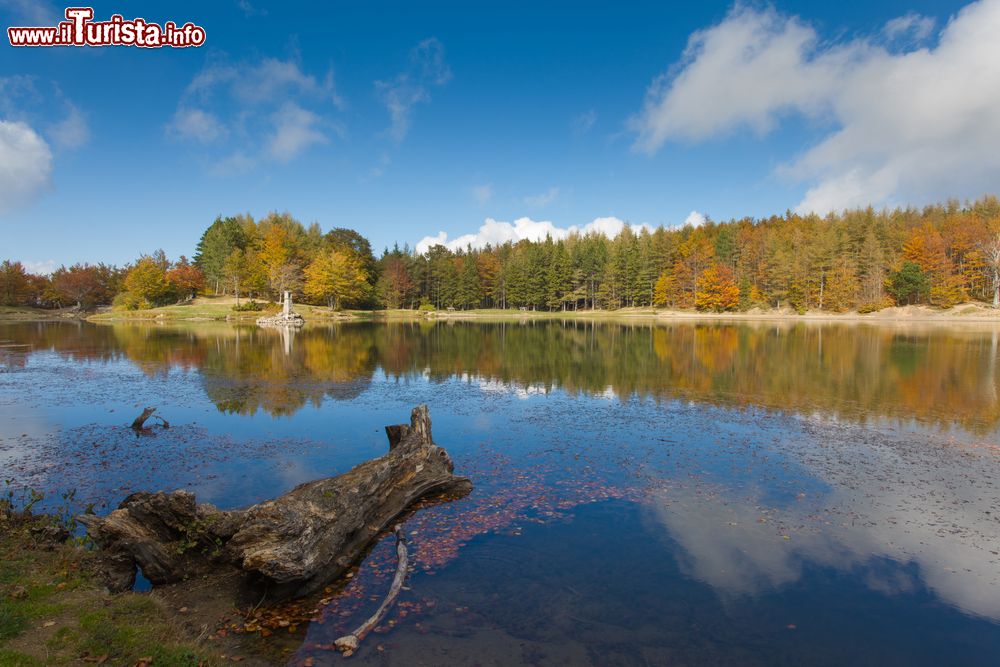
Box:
[2,301,999,325]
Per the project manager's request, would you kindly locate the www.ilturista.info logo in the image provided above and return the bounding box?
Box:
[7,7,206,48]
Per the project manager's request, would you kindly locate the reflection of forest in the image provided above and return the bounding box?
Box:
[4,320,999,429]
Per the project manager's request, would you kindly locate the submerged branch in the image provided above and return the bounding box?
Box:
[334,525,409,655]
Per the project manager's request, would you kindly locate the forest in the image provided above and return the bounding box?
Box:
[3,196,1000,313]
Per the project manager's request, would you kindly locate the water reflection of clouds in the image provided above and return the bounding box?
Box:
[648,420,1000,621]
[472,376,549,400]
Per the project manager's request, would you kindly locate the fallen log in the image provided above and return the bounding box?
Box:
[334,524,409,655]
[80,405,471,597]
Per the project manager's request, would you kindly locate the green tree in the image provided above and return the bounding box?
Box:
[194,215,251,293]
[888,261,930,305]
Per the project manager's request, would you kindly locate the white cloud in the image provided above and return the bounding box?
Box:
[0,78,85,211]
[416,215,653,254]
[168,107,225,144]
[683,210,707,227]
[187,56,342,109]
[629,0,1000,214]
[0,76,89,152]
[376,38,451,142]
[23,259,56,275]
[267,103,328,162]
[171,54,341,170]
[884,13,935,41]
[472,183,493,205]
[524,187,560,207]
[0,120,52,214]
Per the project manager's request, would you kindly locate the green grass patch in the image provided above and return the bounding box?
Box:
[0,514,213,666]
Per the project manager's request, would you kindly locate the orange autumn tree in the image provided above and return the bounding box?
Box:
[165,256,205,300]
[695,264,740,312]
[901,224,966,307]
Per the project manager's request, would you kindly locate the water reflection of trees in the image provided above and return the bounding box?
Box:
[371,321,1000,432]
[3,320,998,429]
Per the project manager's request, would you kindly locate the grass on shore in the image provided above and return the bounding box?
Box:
[0,306,80,321]
[85,296,366,323]
[0,512,212,666]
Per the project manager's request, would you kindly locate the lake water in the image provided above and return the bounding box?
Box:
[2,319,1000,665]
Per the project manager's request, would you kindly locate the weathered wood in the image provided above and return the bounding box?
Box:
[130,407,157,430]
[80,406,471,597]
[334,524,409,655]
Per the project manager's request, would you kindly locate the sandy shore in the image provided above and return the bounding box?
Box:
[2,301,999,325]
[412,302,1000,325]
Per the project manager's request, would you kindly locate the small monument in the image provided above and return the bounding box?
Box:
[257,290,305,328]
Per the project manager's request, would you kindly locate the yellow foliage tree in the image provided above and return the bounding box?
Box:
[304,249,369,310]
[694,264,740,312]
[653,271,675,307]
[120,256,172,309]
[822,260,861,312]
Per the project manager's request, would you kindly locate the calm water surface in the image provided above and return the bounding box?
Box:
[2,320,1000,665]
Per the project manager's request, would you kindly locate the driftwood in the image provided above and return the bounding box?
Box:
[80,405,471,597]
[130,407,157,430]
[334,525,409,655]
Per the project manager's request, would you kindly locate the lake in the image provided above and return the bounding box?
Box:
[2,319,1000,665]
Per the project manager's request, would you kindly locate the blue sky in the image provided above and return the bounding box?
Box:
[1,0,993,270]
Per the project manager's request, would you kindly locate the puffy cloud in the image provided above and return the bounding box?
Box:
[0,77,85,212]
[472,184,493,205]
[22,259,56,275]
[683,210,707,228]
[0,120,52,214]
[0,76,89,152]
[416,215,653,254]
[375,38,451,142]
[629,0,1000,214]
[267,103,328,162]
[524,187,560,207]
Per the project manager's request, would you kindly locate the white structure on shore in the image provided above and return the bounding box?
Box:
[257,291,304,328]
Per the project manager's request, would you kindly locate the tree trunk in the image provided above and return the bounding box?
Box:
[80,406,472,597]
[994,267,999,308]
